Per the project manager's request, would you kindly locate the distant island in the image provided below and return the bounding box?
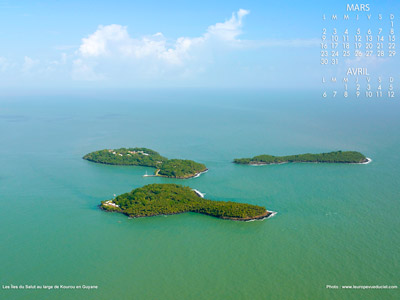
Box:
[83,147,208,179]
[234,151,371,165]
[101,183,272,221]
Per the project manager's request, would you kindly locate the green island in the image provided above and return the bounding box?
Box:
[83,147,208,179]
[234,151,370,165]
[101,183,271,221]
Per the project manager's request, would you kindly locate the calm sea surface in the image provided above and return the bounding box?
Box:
[0,90,399,300]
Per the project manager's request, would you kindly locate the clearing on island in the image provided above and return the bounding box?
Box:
[83,147,208,179]
[101,183,272,221]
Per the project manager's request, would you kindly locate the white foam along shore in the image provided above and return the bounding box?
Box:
[191,169,209,178]
[245,210,277,222]
[192,189,205,198]
[192,189,276,222]
[360,157,372,165]
[249,157,372,166]
[143,169,208,179]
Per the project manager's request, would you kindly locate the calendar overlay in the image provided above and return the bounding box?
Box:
[321,4,397,98]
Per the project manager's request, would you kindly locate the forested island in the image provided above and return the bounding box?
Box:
[101,183,271,221]
[83,148,208,179]
[234,151,370,165]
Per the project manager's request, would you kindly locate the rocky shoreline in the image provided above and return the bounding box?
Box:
[100,205,274,222]
[100,185,274,222]
[359,157,372,164]
[242,158,372,166]
[155,168,209,179]
[218,210,273,221]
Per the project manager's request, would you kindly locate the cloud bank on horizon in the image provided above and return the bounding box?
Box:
[79,9,249,61]
[72,9,251,81]
[0,9,318,87]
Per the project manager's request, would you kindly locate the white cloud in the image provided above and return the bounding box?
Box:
[75,9,249,76]
[43,53,68,74]
[0,57,9,72]
[72,9,320,81]
[79,24,132,57]
[206,8,249,41]
[72,59,105,81]
[0,8,321,86]
[23,56,39,72]
[47,53,67,66]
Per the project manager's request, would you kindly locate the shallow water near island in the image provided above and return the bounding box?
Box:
[0,89,399,300]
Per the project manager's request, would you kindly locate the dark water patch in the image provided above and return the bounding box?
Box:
[0,114,29,122]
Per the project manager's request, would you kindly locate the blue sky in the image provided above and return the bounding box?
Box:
[0,0,398,89]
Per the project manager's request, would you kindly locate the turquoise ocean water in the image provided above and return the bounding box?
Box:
[0,90,399,300]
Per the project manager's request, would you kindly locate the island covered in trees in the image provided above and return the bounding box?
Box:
[83,148,208,179]
[101,183,271,221]
[234,151,370,165]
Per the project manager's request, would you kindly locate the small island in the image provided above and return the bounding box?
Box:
[83,148,208,179]
[234,151,371,165]
[101,183,272,221]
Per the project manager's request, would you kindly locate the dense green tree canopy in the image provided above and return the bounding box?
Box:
[83,148,167,167]
[234,151,368,165]
[83,148,207,178]
[101,184,268,220]
[158,159,207,178]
